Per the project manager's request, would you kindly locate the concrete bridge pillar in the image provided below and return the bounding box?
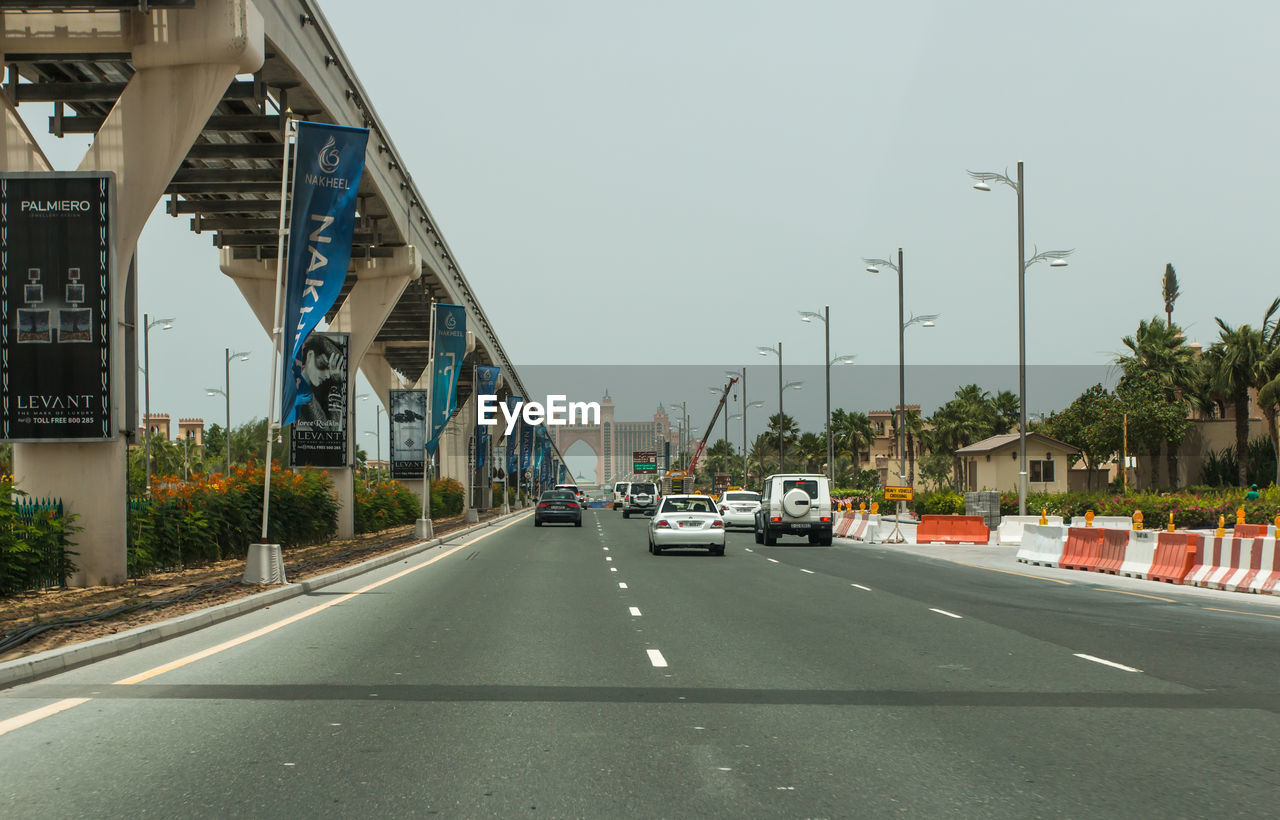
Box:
[5,1,264,586]
[221,246,419,541]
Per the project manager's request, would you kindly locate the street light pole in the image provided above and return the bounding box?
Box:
[799,307,852,483]
[142,314,174,495]
[969,163,1072,516]
[864,250,938,543]
[207,348,251,474]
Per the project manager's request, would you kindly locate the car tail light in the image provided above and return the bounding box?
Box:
[820,516,831,523]
[537,502,549,509]
[711,520,724,528]
[567,502,579,509]
[656,519,671,528]
[771,516,781,523]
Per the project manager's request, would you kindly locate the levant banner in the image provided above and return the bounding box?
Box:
[282,121,369,426]
[0,172,113,441]
[289,331,348,467]
[390,389,427,479]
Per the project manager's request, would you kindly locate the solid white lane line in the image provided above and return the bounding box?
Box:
[629,607,642,617]
[647,649,668,668]
[851,583,871,591]
[929,608,963,619]
[619,583,628,589]
[1074,653,1142,673]
[800,569,815,574]
[767,558,780,564]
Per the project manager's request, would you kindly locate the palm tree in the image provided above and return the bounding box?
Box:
[1116,316,1198,487]
[991,390,1020,435]
[1205,317,1269,486]
[795,432,825,473]
[765,412,799,468]
[831,409,875,466]
[704,439,737,482]
[747,433,777,484]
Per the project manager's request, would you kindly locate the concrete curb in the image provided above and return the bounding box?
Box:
[0,508,533,690]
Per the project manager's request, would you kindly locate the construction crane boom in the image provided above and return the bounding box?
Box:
[685,376,739,477]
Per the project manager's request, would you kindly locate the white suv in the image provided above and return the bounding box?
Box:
[612,481,629,510]
[622,481,659,518]
[754,474,833,546]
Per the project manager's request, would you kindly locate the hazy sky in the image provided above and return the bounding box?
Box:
[24,1,1280,469]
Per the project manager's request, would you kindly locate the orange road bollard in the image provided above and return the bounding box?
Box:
[1039,508,1048,525]
[1133,510,1144,531]
[871,502,879,515]
[1085,510,1095,527]
[1236,507,1246,526]
[1216,515,1226,538]
[1167,511,1175,533]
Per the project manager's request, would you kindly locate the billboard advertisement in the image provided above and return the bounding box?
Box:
[289,331,349,467]
[0,172,114,441]
[390,389,427,479]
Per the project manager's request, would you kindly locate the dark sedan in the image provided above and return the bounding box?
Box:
[534,490,582,527]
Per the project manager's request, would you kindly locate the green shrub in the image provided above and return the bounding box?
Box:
[128,462,337,577]
[355,479,420,533]
[430,477,465,517]
[0,480,79,594]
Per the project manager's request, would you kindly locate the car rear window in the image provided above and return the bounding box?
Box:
[631,483,656,494]
[782,479,819,499]
[660,497,715,513]
[615,483,628,493]
[724,492,760,502]
[541,491,576,501]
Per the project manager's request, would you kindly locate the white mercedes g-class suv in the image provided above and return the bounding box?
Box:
[753,473,833,546]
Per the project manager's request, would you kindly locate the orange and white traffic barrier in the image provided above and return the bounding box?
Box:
[1187,535,1248,589]
[1061,527,1105,571]
[998,515,1065,546]
[1016,524,1066,566]
[1148,532,1199,584]
[1093,528,1129,574]
[1068,515,1132,529]
[834,513,857,538]
[1248,538,1280,595]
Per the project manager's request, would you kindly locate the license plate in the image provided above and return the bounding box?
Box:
[549,504,564,510]
[678,520,703,528]
[793,523,810,530]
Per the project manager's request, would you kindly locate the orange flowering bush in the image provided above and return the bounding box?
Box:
[129,462,337,576]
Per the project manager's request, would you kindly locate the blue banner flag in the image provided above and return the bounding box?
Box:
[428,303,467,456]
[532,425,546,475]
[519,416,533,482]
[505,395,522,475]
[281,121,370,425]
[474,366,501,468]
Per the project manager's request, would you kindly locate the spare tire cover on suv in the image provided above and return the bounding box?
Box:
[782,488,812,518]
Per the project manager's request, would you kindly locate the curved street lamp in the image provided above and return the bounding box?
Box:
[142,314,174,495]
[969,162,1073,514]
[207,348,251,472]
[865,250,939,543]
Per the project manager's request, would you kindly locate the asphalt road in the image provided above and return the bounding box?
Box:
[1,510,1278,818]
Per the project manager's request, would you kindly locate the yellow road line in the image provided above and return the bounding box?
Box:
[1201,607,1280,620]
[953,562,1073,585]
[0,513,529,737]
[1096,588,1176,603]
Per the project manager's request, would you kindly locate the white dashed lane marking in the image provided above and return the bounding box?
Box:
[767,558,779,564]
[851,584,871,591]
[800,569,815,574]
[930,608,963,619]
[619,583,628,589]
[629,607,642,616]
[647,649,668,668]
[1074,653,1142,673]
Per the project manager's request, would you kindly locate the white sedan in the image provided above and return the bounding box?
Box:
[648,495,726,556]
[717,490,761,529]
